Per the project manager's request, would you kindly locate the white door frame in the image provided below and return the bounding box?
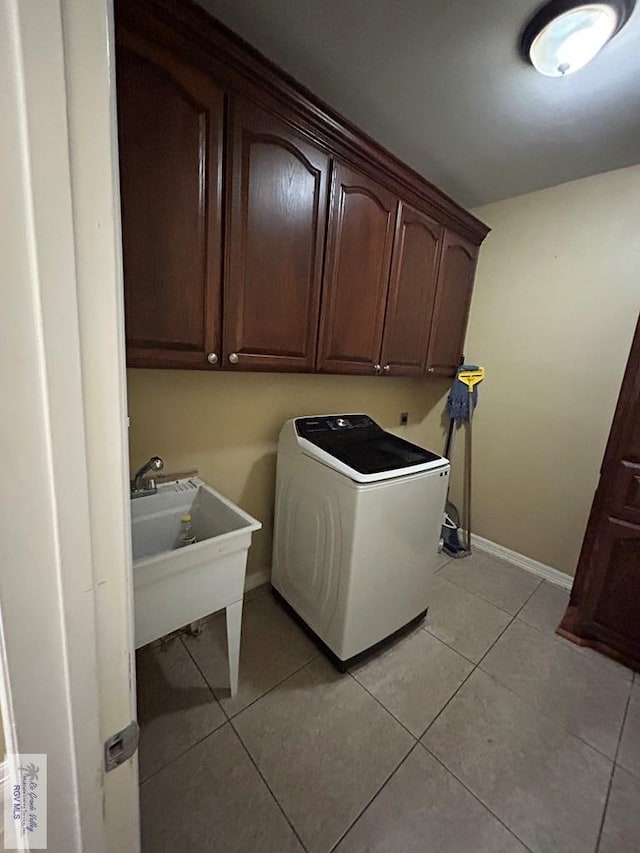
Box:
[0,0,139,850]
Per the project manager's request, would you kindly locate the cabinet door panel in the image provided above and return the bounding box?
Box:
[610,461,640,524]
[318,164,397,374]
[426,230,478,377]
[585,517,640,654]
[380,203,442,376]
[225,100,329,371]
[117,30,223,368]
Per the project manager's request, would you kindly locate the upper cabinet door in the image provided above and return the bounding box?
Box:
[380,203,443,376]
[426,230,479,376]
[318,164,397,374]
[117,29,224,368]
[224,99,329,371]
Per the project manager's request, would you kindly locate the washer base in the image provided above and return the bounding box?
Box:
[271,586,428,673]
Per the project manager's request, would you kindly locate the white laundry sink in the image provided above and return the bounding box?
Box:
[131,477,261,694]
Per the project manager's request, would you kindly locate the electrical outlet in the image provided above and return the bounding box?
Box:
[400,411,409,426]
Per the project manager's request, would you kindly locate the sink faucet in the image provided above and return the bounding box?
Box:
[131,456,164,499]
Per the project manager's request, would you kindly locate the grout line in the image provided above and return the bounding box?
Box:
[327,743,421,852]
[419,743,537,853]
[594,679,635,852]
[421,624,478,666]
[515,608,633,682]
[471,582,634,764]
[414,576,588,853]
[346,670,419,742]
[425,586,529,737]
[229,718,310,853]
[474,658,623,763]
[139,636,319,790]
[475,666,620,763]
[223,653,321,721]
[465,575,541,673]
[417,665,477,742]
[422,564,544,667]
[436,567,542,618]
[507,576,633,682]
[420,612,517,743]
[139,718,228,788]
[179,616,320,723]
[136,634,227,785]
[469,612,518,669]
[514,577,545,616]
[434,557,453,574]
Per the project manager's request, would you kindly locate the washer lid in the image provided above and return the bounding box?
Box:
[295,415,446,482]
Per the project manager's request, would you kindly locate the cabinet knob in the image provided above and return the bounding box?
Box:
[207,352,218,365]
[228,353,239,365]
[383,364,390,373]
[374,364,381,374]
[426,367,435,374]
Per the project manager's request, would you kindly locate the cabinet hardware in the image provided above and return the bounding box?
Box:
[207,352,218,365]
[383,365,390,373]
[229,353,239,364]
[426,367,435,373]
[374,364,381,374]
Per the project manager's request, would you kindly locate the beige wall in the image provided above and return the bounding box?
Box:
[453,164,640,576]
[128,165,640,584]
[128,370,451,581]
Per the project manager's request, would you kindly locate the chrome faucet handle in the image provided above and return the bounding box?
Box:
[146,456,164,474]
[131,456,164,497]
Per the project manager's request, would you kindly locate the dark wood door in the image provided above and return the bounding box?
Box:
[117,27,224,369]
[318,164,397,374]
[426,230,479,377]
[559,316,640,670]
[380,202,443,376]
[224,99,329,371]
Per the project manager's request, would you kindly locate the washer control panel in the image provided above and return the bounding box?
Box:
[295,414,375,437]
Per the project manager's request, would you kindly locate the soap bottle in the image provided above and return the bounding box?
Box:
[176,513,197,548]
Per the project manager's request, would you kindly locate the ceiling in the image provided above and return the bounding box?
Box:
[196,0,640,208]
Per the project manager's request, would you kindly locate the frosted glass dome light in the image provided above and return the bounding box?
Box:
[521,1,634,77]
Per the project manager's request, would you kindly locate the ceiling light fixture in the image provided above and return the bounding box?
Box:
[520,0,635,76]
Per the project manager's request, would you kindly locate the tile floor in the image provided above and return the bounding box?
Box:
[137,551,639,853]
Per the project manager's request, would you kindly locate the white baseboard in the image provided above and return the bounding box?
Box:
[244,569,270,592]
[246,543,572,594]
[470,534,573,590]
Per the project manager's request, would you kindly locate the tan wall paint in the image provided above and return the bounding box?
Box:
[128,370,451,580]
[451,164,640,576]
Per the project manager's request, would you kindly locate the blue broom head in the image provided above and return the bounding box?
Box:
[446,364,480,423]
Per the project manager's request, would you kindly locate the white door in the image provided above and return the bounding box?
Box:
[0,1,139,850]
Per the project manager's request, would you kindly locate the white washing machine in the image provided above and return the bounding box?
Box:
[271,414,449,669]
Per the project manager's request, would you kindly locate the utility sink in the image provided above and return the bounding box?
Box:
[131,477,261,695]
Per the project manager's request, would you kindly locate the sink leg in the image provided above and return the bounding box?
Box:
[226,600,242,697]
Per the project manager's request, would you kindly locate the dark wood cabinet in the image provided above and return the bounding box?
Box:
[380,203,443,376]
[559,317,640,671]
[426,230,479,377]
[318,164,397,374]
[117,27,224,369]
[224,98,329,372]
[115,0,489,377]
